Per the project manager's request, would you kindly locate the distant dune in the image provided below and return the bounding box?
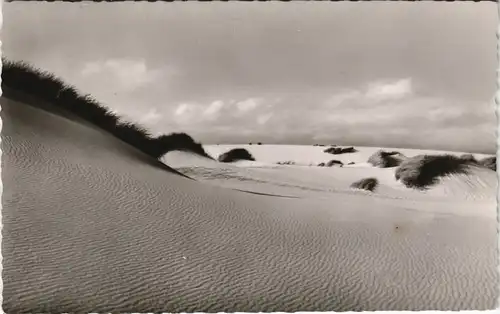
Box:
[1,60,498,312]
[185,144,497,201]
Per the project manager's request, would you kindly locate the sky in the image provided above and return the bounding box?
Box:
[2,2,498,153]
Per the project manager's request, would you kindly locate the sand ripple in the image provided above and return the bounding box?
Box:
[1,98,498,312]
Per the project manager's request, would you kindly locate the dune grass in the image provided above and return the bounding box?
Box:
[350,178,378,192]
[326,159,343,167]
[1,58,213,160]
[276,161,296,165]
[459,154,478,164]
[324,146,357,155]
[152,133,213,159]
[395,154,475,189]
[367,150,406,168]
[478,156,496,171]
[218,148,256,163]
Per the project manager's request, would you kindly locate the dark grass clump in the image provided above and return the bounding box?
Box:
[324,146,357,155]
[1,59,213,160]
[323,147,337,154]
[350,178,378,192]
[478,156,496,171]
[326,159,343,167]
[459,154,478,164]
[395,154,473,189]
[317,162,326,167]
[218,148,255,163]
[340,146,356,153]
[367,150,406,168]
[277,161,295,165]
[151,133,213,160]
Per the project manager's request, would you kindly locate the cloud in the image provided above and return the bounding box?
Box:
[324,90,362,108]
[322,87,492,132]
[232,78,494,152]
[171,97,268,126]
[203,100,225,119]
[101,77,494,153]
[324,78,413,110]
[257,112,274,125]
[80,58,162,91]
[139,108,162,125]
[174,103,197,119]
[236,98,262,113]
[365,78,413,100]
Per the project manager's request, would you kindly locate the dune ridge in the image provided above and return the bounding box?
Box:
[1,58,213,160]
[1,62,498,312]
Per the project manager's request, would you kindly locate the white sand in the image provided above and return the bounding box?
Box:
[2,96,498,312]
[165,145,497,215]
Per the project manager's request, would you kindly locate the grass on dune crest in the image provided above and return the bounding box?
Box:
[458,154,496,171]
[395,154,478,189]
[1,58,213,160]
[459,154,478,163]
[218,148,256,163]
[153,133,213,159]
[478,156,496,171]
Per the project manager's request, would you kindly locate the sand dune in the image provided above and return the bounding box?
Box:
[2,65,498,312]
[203,144,493,165]
[166,145,497,203]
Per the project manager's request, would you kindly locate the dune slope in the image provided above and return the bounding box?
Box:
[1,59,213,160]
[1,96,498,312]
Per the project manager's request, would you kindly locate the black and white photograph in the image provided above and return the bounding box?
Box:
[1,2,498,312]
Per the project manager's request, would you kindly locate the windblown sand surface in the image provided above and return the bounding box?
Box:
[2,96,498,312]
[166,145,497,205]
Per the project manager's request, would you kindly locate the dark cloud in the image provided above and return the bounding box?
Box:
[2,2,497,153]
